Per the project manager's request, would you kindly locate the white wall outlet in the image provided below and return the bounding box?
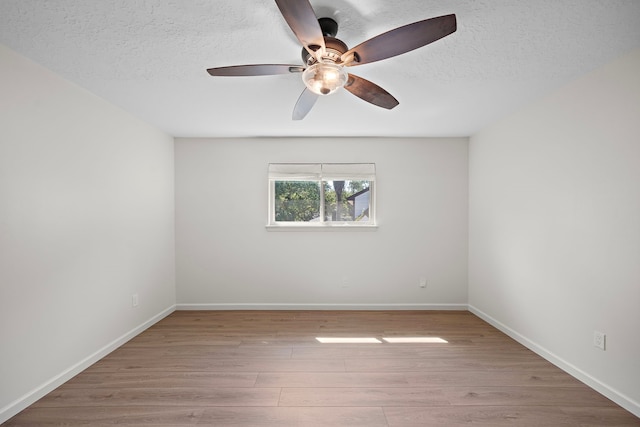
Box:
[341,276,349,288]
[132,293,139,307]
[593,331,606,350]
[419,277,427,288]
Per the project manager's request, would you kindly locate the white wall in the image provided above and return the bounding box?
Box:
[469,49,640,415]
[0,44,176,422]
[175,137,468,309]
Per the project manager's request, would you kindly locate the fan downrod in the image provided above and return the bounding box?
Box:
[318,17,338,37]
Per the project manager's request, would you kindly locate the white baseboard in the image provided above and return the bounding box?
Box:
[468,304,640,418]
[0,305,176,424]
[176,303,469,311]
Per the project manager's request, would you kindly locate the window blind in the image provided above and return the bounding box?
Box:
[268,163,375,181]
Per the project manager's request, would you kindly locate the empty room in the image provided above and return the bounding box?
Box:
[1,1,639,425]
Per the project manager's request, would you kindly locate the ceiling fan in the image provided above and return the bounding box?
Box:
[206,0,457,120]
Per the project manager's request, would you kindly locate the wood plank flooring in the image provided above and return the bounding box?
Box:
[4,310,639,426]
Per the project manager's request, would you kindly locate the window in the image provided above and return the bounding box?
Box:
[268,163,376,228]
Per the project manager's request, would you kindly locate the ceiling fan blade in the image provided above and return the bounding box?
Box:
[342,14,456,66]
[207,64,303,76]
[344,74,399,110]
[275,0,325,54]
[292,88,319,120]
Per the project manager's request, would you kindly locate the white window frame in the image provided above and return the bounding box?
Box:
[267,163,377,230]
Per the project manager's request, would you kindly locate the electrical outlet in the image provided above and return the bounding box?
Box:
[132,294,139,307]
[593,331,606,350]
[419,277,427,288]
[341,276,349,288]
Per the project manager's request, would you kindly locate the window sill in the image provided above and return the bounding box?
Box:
[266,224,378,232]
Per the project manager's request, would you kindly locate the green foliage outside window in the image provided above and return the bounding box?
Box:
[274,181,321,222]
[274,180,369,222]
[324,180,369,221]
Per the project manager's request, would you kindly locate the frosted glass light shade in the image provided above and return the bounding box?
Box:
[302,62,348,95]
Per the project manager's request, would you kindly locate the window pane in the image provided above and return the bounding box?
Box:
[324,180,371,222]
[274,181,321,222]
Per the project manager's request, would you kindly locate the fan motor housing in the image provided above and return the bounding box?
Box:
[301,18,349,64]
[302,36,349,64]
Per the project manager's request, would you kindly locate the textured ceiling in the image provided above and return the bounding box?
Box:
[1,0,640,137]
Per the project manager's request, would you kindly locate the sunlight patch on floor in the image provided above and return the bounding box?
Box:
[383,337,448,343]
[316,337,382,344]
[315,337,449,344]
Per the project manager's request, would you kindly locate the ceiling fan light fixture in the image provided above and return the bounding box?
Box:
[206,3,458,119]
[302,61,348,95]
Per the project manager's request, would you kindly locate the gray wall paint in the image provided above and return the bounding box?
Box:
[175,137,469,308]
[0,45,176,420]
[469,49,640,414]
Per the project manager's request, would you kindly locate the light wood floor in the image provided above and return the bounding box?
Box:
[5,311,639,426]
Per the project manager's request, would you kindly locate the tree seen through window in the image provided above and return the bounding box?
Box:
[274,180,370,222]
